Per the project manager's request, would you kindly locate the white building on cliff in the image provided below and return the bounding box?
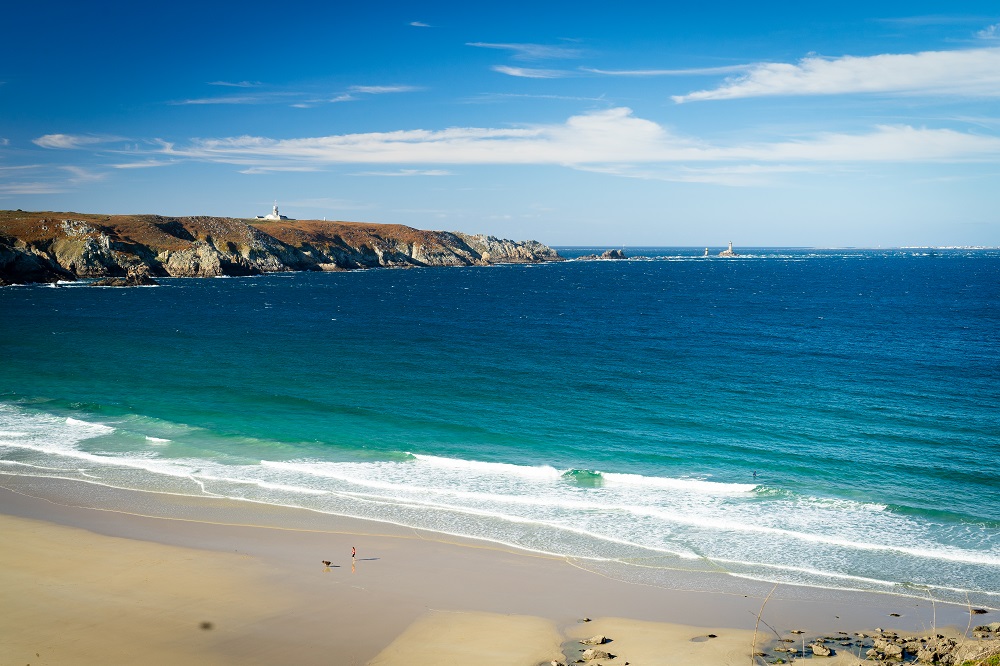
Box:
[256,202,291,220]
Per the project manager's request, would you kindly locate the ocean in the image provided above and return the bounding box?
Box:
[1,248,998,607]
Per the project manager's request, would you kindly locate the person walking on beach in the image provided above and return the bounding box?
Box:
[351,546,356,560]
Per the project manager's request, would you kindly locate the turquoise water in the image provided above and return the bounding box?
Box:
[2,248,998,605]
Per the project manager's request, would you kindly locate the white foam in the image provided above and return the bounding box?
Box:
[145,436,171,444]
[409,453,563,480]
[602,471,756,494]
[65,417,116,436]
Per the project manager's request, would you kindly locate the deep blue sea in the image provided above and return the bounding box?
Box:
[2,248,998,606]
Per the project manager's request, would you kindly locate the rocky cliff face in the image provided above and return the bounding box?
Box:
[0,211,563,285]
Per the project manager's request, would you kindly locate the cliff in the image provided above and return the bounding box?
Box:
[0,210,563,285]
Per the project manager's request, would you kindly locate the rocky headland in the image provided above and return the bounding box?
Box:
[0,210,563,285]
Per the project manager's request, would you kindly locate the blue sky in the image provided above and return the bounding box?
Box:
[2,1,999,246]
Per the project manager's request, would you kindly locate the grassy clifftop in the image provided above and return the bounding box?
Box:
[0,210,562,285]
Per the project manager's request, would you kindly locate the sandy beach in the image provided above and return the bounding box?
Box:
[0,475,991,666]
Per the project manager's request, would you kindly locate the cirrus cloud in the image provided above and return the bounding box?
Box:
[33,134,124,149]
[492,65,572,79]
[466,42,583,60]
[673,47,1000,102]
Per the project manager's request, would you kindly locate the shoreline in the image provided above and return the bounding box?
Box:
[1,475,991,665]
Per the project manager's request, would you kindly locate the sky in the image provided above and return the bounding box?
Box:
[2,1,999,247]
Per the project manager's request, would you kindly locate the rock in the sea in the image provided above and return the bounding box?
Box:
[580,636,608,646]
[810,643,832,657]
[581,648,613,661]
[577,249,628,261]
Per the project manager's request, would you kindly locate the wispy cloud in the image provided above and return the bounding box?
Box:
[584,65,752,76]
[875,15,993,27]
[238,166,323,174]
[409,21,431,28]
[0,164,42,172]
[467,42,583,60]
[0,182,68,195]
[0,164,104,194]
[159,107,1000,169]
[61,166,106,183]
[492,65,572,79]
[176,84,419,106]
[109,159,178,169]
[977,23,1000,39]
[33,134,124,149]
[674,47,1000,102]
[0,138,9,146]
[208,80,262,88]
[173,92,299,105]
[351,169,453,176]
[464,92,608,104]
[349,85,421,94]
[575,163,816,186]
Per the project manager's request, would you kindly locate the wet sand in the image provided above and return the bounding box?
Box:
[0,476,982,665]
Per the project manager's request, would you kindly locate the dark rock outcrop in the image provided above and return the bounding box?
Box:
[0,234,72,285]
[577,249,627,261]
[0,210,563,285]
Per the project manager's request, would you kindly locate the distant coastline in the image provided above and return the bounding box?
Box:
[0,209,563,285]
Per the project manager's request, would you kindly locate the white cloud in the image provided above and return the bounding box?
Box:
[0,182,67,195]
[161,107,1000,169]
[467,42,582,60]
[674,47,1000,102]
[736,125,1000,161]
[464,92,608,104]
[492,65,571,79]
[33,134,122,149]
[208,80,262,88]
[174,93,285,105]
[0,138,9,146]
[61,166,106,183]
[351,169,454,176]
[238,166,323,174]
[176,82,423,109]
[409,21,430,27]
[977,23,1000,39]
[575,163,817,186]
[583,65,752,76]
[109,159,177,169]
[876,15,993,27]
[176,85,418,106]
[349,85,421,94]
